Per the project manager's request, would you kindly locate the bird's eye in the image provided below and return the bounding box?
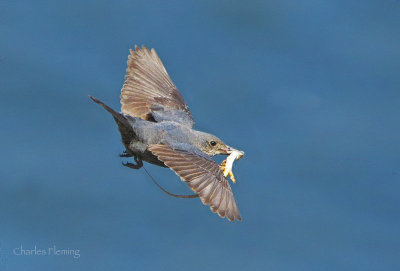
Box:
[210,141,217,146]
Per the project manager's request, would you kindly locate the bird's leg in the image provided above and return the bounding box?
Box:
[122,154,143,170]
[119,150,134,157]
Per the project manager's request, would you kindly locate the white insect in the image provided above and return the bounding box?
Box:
[220,149,244,183]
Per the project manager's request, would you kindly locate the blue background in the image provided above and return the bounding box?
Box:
[1,0,399,270]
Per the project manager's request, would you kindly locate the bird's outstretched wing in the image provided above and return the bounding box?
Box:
[148,144,241,222]
[120,45,194,127]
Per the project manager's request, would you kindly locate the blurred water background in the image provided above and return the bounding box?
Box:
[1,0,399,270]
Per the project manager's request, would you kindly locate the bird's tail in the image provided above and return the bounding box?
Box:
[89,95,131,127]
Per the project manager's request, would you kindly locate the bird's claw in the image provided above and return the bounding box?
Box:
[122,155,143,169]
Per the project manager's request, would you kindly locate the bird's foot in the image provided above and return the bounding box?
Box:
[122,155,143,170]
[220,159,236,183]
[119,150,133,157]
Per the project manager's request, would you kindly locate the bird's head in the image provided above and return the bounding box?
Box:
[193,131,244,158]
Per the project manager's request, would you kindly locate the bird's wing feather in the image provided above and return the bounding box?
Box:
[120,46,194,127]
[148,144,241,222]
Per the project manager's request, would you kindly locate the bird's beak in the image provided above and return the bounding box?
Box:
[225,146,245,160]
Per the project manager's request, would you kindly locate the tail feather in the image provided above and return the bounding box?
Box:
[89,95,130,127]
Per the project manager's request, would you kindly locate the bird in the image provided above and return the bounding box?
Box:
[90,45,244,221]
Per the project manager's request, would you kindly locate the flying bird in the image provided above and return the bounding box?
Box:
[90,45,244,221]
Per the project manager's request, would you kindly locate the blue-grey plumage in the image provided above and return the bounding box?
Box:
[131,118,232,156]
[90,45,244,221]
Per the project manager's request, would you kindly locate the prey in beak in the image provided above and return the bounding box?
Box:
[220,147,244,184]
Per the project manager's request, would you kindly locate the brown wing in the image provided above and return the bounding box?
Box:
[120,45,193,125]
[148,144,241,222]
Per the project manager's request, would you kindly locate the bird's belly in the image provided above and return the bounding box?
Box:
[128,140,167,167]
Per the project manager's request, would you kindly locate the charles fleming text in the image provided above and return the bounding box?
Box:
[13,245,80,259]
